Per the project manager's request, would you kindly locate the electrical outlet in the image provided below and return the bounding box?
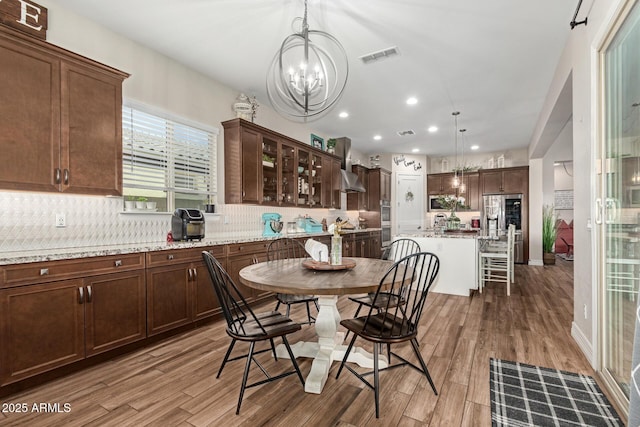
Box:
[55,213,66,228]
[583,304,587,319]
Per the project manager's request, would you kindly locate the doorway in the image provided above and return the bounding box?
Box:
[395,173,424,234]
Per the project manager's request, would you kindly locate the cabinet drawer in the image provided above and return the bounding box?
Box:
[146,245,225,267]
[146,247,204,267]
[1,253,144,288]
[227,241,270,256]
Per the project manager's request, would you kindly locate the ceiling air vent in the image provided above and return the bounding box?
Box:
[359,46,399,64]
[397,129,415,136]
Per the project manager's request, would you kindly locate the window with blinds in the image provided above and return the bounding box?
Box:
[122,105,217,211]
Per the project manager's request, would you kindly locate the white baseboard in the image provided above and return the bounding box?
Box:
[571,321,596,367]
[528,259,544,266]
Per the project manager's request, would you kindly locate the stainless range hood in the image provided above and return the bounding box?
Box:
[335,137,366,193]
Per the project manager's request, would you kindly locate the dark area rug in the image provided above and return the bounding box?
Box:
[490,358,623,426]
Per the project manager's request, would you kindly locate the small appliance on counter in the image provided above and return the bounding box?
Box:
[171,208,205,241]
[262,213,283,237]
[433,213,447,228]
[304,217,324,233]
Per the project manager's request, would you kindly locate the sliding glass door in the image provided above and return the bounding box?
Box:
[601,0,640,408]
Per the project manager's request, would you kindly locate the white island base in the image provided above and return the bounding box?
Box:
[274,295,387,394]
[397,235,478,296]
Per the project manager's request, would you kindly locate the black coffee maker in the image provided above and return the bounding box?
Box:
[171,209,205,241]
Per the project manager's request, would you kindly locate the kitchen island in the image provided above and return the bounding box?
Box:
[396,231,478,296]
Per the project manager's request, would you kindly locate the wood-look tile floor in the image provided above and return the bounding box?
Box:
[1,258,595,427]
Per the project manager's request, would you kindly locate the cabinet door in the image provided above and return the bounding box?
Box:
[227,254,263,299]
[280,143,296,206]
[370,232,382,259]
[0,280,84,385]
[241,127,261,204]
[261,135,278,205]
[194,260,221,320]
[60,62,124,195]
[0,39,61,192]
[331,158,342,209]
[466,173,480,210]
[427,175,443,195]
[297,148,311,206]
[310,153,323,207]
[367,169,381,211]
[84,270,146,356]
[502,168,528,194]
[481,170,503,194]
[146,264,192,336]
[381,170,392,202]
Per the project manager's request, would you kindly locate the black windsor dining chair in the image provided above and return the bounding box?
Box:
[346,238,421,336]
[267,238,319,324]
[202,251,305,415]
[335,251,440,418]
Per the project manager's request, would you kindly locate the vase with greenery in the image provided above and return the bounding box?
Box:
[135,196,148,210]
[436,195,465,230]
[542,204,558,264]
[327,138,337,154]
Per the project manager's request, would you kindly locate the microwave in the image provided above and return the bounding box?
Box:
[628,186,640,207]
[428,195,452,211]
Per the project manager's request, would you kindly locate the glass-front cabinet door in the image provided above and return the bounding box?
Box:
[600,1,640,413]
[280,143,296,206]
[297,148,310,206]
[261,136,278,205]
[310,153,323,207]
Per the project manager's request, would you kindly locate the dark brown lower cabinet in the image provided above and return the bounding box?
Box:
[0,269,146,386]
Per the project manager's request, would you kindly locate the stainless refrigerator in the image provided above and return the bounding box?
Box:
[482,194,524,263]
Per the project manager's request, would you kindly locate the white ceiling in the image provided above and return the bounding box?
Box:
[52,0,578,157]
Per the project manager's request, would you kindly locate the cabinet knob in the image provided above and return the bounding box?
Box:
[188,268,193,280]
[54,168,61,184]
[168,254,174,260]
[78,287,84,304]
[63,169,69,185]
[87,285,92,303]
[40,268,49,276]
[114,260,122,267]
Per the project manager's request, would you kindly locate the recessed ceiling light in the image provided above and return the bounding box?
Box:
[373,135,382,141]
[406,97,418,105]
[412,148,419,153]
[428,126,438,133]
[470,145,479,150]
[339,111,349,118]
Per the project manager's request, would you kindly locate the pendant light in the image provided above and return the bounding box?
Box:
[452,111,460,189]
[459,128,467,194]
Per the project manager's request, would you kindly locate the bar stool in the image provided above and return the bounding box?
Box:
[478,224,515,295]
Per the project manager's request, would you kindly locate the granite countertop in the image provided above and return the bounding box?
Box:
[398,230,481,239]
[0,229,380,266]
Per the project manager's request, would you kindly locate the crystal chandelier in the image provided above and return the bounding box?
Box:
[266,0,349,120]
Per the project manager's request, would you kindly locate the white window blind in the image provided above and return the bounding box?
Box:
[122,105,216,199]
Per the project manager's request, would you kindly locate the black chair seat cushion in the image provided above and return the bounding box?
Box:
[229,311,301,341]
[340,313,416,344]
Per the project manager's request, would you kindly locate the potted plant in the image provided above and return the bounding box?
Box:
[262,153,275,167]
[135,196,147,210]
[326,138,337,154]
[542,204,558,265]
[124,196,135,211]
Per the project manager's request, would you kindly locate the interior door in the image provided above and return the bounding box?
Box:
[599,2,640,410]
[396,173,424,234]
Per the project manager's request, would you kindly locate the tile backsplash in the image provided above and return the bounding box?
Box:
[0,191,347,253]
